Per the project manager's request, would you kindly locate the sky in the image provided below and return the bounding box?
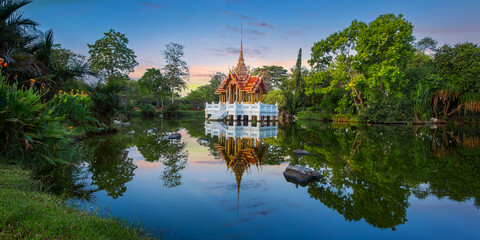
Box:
[23,0,480,92]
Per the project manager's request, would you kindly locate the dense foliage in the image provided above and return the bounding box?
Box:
[305,14,480,123]
[0,75,67,165]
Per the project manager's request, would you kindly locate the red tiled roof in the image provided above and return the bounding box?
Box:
[215,71,267,94]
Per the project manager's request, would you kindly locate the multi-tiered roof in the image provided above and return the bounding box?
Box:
[214,37,268,96]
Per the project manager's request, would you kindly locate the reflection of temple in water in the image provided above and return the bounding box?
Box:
[205,121,278,213]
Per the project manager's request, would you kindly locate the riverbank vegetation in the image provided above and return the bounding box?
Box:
[0,0,162,237]
[0,163,154,239]
[0,0,192,166]
[303,14,480,124]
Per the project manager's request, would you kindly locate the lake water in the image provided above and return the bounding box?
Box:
[48,118,480,239]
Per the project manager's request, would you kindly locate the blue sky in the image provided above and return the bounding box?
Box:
[24,0,480,90]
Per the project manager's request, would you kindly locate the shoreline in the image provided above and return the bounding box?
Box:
[0,163,158,239]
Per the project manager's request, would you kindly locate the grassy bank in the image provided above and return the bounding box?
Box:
[0,163,156,239]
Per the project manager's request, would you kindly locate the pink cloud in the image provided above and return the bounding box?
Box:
[128,64,159,79]
[189,64,224,85]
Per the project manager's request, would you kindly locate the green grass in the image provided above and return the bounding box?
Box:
[0,164,157,239]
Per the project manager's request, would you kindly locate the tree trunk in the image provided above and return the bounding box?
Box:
[413,113,422,124]
[447,104,463,116]
[171,88,174,103]
[156,93,160,108]
[161,96,164,108]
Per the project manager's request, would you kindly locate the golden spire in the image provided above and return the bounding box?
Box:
[233,160,244,216]
[234,24,247,77]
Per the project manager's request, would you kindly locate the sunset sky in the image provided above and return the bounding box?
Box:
[24,0,480,92]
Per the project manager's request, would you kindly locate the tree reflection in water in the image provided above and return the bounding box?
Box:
[265,122,480,230]
[42,118,480,231]
[135,119,188,188]
[84,135,137,199]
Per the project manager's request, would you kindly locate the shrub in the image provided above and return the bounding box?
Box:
[86,81,125,127]
[0,77,68,165]
[359,96,413,123]
[139,103,156,117]
[49,90,97,128]
[163,103,179,118]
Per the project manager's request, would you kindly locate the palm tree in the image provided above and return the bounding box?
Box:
[0,0,37,46]
[31,30,93,97]
[0,0,43,82]
[0,1,93,95]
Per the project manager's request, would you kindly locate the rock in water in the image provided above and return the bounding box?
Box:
[293,149,310,155]
[113,120,131,127]
[283,165,320,183]
[168,133,182,139]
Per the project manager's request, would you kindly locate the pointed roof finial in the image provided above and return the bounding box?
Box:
[234,24,247,77]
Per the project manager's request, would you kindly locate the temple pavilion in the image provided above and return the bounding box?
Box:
[205,37,279,121]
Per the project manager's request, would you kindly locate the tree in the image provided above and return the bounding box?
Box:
[308,20,367,112]
[183,72,224,109]
[308,14,416,119]
[138,68,169,108]
[0,0,37,48]
[86,80,125,127]
[355,14,415,99]
[208,72,223,89]
[252,65,289,90]
[88,29,138,82]
[433,43,480,118]
[263,90,285,110]
[162,42,189,103]
[405,37,439,122]
[292,48,306,114]
[33,35,92,98]
[416,36,437,53]
[0,0,46,85]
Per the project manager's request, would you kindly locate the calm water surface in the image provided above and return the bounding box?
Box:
[50,118,480,239]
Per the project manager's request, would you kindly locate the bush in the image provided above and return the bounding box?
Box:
[359,96,413,123]
[0,78,68,165]
[87,81,125,127]
[163,103,179,118]
[49,90,97,128]
[139,103,156,117]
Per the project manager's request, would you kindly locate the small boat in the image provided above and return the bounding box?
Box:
[283,165,320,183]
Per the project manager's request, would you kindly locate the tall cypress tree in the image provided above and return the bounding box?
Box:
[292,48,305,114]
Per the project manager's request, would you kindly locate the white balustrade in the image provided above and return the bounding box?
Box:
[205,101,279,121]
